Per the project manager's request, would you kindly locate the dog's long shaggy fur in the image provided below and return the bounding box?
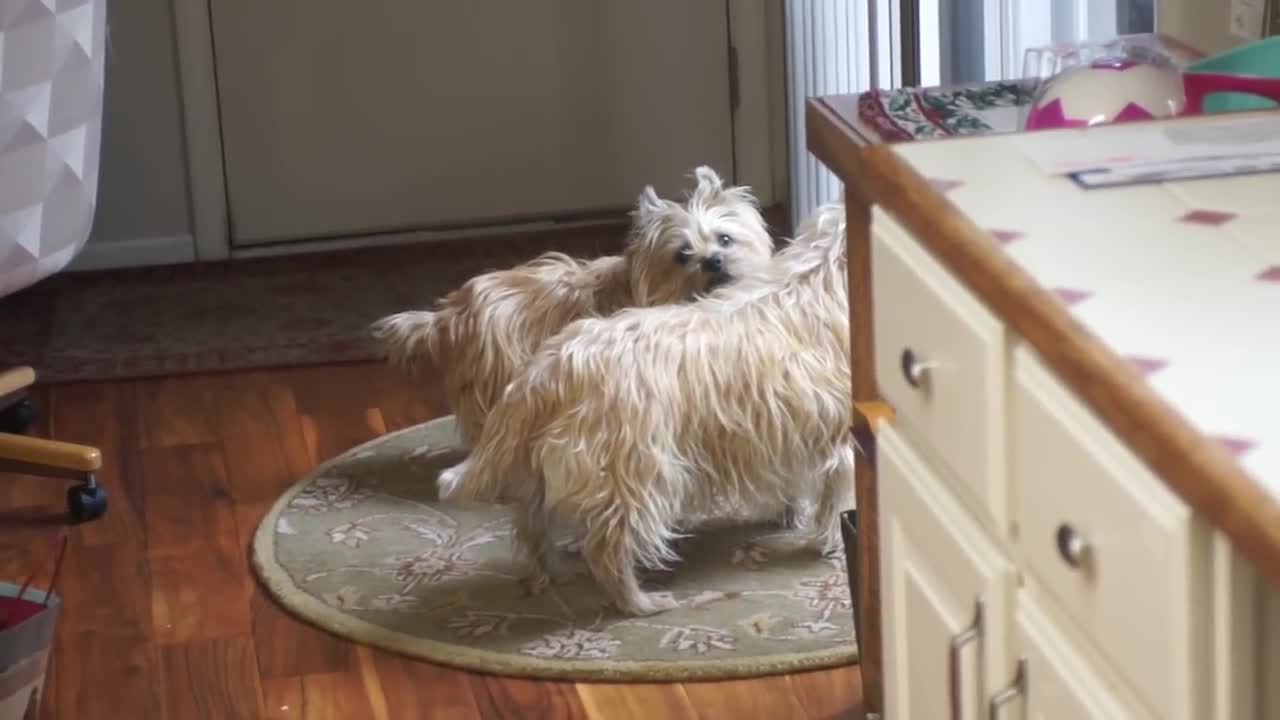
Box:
[446,203,852,616]
[370,167,775,491]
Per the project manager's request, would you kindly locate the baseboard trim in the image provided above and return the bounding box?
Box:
[67,235,197,272]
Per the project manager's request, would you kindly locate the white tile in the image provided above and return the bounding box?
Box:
[1242,445,1280,501]
[1164,174,1280,216]
[895,133,1039,186]
[1226,211,1280,266]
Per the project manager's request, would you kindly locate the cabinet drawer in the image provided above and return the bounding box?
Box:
[1011,343,1206,720]
[870,207,1008,529]
[1014,589,1149,720]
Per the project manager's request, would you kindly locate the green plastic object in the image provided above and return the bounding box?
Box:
[1185,36,1280,113]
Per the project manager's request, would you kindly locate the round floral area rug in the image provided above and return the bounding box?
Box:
[251,416,858,681]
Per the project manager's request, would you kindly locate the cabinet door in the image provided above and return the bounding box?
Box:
[209,1,736,245]
[1015,590,1149,720]
[878,425,1015,719]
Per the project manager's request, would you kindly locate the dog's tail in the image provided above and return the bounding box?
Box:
[369,310,447,373]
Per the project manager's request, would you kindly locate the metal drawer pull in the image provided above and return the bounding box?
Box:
[1056,523,1091,569]
[988,658,1027,720]
[900,348,939,388]
[948,598,985,720]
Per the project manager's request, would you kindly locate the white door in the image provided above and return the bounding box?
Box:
[208,2,737,246]
[878,425,1016,719]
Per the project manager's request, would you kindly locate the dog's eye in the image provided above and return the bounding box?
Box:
[717,233,734,248]
[674,244,693,264]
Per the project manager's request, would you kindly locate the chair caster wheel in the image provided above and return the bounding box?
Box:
[67,484,107,523]
[0,398,35,434]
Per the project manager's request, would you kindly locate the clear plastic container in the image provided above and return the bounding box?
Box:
[1019,35,1186,131]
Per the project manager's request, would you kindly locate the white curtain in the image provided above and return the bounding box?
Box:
[783,0,872,232]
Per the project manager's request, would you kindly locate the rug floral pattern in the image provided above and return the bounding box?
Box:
[253,417,858,680]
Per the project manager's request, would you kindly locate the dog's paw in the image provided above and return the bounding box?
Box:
[621,591,680,616]
[519,572,552,597]
[754,534,804,556]
[436,461,467,499]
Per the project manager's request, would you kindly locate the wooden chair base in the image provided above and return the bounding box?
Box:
[0,366,36,397]
[0,365,109,522]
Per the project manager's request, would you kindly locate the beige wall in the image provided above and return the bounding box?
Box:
[1157,0,1251,55]
[88,0,192,245]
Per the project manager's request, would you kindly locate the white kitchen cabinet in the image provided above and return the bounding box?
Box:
[864,211,1229,719]
[814,87,1280,720]
[878,424,1016,719]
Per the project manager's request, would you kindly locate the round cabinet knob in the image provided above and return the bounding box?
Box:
[901,348,928,388]
[1056,523,1090,568]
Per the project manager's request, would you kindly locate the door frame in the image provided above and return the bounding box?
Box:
[172,1,786,262]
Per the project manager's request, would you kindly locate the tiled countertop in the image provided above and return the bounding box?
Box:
[890,115,1280,497]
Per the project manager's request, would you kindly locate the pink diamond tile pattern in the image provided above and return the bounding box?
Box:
[1052,287,1092,306]
[989,229,1023,245]
[1178,209,1237,226]
[1126,355,1168,377]
[1215,436,1257,457]
[0,0,107,299]
[928,178,964,192]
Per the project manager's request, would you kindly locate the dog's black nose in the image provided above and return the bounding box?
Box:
[701,254,724,274]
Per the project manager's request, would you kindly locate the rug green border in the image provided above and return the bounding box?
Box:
[251,416,859,682]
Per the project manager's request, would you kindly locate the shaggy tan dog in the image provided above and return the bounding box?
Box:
[370,167,775,491]
[446,203,852,616]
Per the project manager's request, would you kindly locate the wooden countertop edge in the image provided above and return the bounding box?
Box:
[806,96,1280,588]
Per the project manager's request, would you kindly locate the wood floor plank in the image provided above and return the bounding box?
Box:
[285,364,386,420]
[366,367,448,431]
[140,443,238,555]
[134,376,219,449]
[365,648,483,720]
[469,676,588,720]
[39,538,158,719]
[209,372,304,505]
[298,408,386,469]
[576,682,700,720]
[680,677,812,720]
[251,583,353,679]
[157,635,266,719]
[259,372,318,481]
[46,626,164,720]
[204,371,317,552]
[55,538,152,635]
[149,549,252,644]
[140,444,251,642]
[261,672,377,720]
[787,665,864,720]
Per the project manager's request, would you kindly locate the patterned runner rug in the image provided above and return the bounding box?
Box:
[251,416,858,681]
[0,225,631,383]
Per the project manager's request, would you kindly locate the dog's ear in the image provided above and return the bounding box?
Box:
[693,165,725,196]
[634,185,664,217]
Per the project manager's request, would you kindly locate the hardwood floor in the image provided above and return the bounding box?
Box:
[1,362,863,719]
